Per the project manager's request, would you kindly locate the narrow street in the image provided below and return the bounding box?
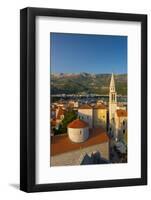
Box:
[109,138,127,163]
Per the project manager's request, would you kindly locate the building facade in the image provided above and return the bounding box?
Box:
[109,73,117,138]
[115,109,127,144]
[108,73,127,142]
[51,142,109,166]
[51,124,109,166]
[93,104,107,129]
[68,119,89,143]
[78,104,93,128]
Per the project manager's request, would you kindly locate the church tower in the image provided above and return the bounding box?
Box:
[109,73,117,137]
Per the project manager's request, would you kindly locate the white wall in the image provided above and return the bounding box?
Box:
[0,0,150,199]
[68,127,89,143]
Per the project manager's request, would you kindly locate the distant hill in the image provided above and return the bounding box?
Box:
[51,73,127,95]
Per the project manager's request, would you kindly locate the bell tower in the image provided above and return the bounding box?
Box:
[109,73,117,137]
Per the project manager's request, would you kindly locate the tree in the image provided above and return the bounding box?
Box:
[54,109,77,135]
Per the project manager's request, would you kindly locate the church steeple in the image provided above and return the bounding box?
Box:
[109,73,118,141]
[110,73,115,93]
[109,73,117,104]
[109,73,117,124]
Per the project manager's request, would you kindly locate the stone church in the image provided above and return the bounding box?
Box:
[109,73,127,143]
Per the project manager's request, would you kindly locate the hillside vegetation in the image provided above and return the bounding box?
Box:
[51,73,127,96]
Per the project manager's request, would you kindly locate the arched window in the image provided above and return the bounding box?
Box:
[112,94,114,102]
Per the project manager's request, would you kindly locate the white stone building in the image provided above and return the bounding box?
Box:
[108,73,127,142]
[78,104,93,128]
[51,119,109,166]
[115,109,127,143]
[93,104,107,129]
[68,119,89,143]
[109,73,117,137]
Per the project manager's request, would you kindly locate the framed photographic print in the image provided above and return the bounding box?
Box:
[20,7,147,192]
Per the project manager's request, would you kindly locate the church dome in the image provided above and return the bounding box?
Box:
[68,119,88,128]
[68,119,89,143]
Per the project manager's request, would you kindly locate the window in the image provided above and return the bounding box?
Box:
[123,129,125,134]
[112,94,114,101]
[80,116,83,120]
[112,93,116,102]
[123,120,125,126]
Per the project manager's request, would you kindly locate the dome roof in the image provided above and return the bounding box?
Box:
[68,119,88,128]
[93,104,106,109]
[78,104,92,109]
[116,109,127,117]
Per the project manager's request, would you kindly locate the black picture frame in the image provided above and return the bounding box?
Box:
[20,7,147,192]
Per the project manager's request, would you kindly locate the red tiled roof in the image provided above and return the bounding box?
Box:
[68,119,88,128]
[51,119,56,126]
[116,109,127,117]
[51,128,109,156]
[78,104,92,109]
[93,104,106,109]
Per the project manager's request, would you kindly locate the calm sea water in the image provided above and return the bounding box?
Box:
[52,95,127,103]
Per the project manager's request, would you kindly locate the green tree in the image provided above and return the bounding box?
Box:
[54,109,77,135]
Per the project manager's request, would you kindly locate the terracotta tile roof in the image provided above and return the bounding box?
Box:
[51,119,56,126]
[51,128,109,156]
[78,104,92,109]
[68,119,88,128]
[93,104,107,109]
[116,109,127,117]
[56,107,64,120]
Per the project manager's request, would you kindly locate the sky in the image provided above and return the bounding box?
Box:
[50,33,127,74]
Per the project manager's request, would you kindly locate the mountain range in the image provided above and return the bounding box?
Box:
[51,73,127,95]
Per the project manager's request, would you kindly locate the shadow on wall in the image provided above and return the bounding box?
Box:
[80,151,110,165]
[93,119,107,129]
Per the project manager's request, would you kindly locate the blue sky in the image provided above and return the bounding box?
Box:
[50,33,127,74]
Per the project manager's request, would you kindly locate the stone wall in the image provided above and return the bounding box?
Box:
[78,109,93,128]
[68,127,89,143]
[51,141,109,166]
